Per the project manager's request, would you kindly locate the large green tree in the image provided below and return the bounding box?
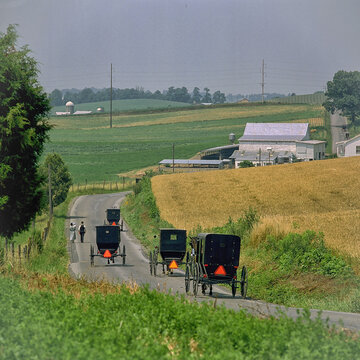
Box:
[0,25,51,239]
[323,70,360,125]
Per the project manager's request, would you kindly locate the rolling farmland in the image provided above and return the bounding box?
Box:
[152,156,360,259]
[50,98,190,115]
[45,103,327,183]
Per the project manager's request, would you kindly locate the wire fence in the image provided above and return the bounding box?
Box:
[0,219,51,268]
[70,177,139,192]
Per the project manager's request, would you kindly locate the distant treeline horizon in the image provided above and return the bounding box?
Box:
[48,86,287,106]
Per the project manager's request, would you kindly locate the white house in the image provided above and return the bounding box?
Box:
[336,134,360,157]
[231,123,326,167]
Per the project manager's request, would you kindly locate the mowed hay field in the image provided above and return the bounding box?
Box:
[152,156,360,259]
[46,103,327,183]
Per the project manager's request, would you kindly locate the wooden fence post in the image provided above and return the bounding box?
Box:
[103,180,105,190]
[123,177,125,189]
[85,179,87,190]
[18,245,21,265]
[11,242,14,258]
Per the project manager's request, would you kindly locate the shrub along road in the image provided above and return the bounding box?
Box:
[68,192,360,332]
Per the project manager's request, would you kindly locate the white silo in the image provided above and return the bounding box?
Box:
[229,133,236,144]
[66,101,75,114]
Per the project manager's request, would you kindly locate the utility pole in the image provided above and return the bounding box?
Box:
[48,164,53,218]
[261,59,265,104]
[110,63,113,128]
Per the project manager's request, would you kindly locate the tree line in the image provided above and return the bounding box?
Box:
[49,86,226,106]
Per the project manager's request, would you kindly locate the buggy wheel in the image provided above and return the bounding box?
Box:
[186,252,189,264]
[193,264,199,296]
[240,265,248,298]
[153,251,157,277]
[185,264,190,294]
[209,284,213,296]
[202,283,206,295]
[112,257,115,264]
[149,251,153,275]
[231,279,237,298]
[122,245,126,265]
[90,245,94,267]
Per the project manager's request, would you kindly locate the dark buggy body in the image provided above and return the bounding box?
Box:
[90,225,126,266]
[185,233,247,297]
[106,208,122,227]
[149,229,187,276]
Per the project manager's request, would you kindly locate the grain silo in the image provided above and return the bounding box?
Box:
[66,101,75,114]
[229,133,236,144]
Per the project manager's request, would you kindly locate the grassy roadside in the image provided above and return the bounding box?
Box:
[121,173,360,314]
[0,185,359,358]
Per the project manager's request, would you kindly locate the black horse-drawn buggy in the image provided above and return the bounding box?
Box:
[149,228,187,276]
[106,208,123,229]
[90,225,126,266]
[185,233,247,298]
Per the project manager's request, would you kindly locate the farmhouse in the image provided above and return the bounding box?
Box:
[231,123,325,167]
[336,134,360,157]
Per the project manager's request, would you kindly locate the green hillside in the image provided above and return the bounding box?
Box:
[50,98,191,115]
[45,103,328,183]
[269,93,326,105]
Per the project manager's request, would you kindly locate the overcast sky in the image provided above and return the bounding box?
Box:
[1,0,359,95]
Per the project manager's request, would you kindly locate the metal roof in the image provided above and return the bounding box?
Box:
[230,150,279,161]
[297,140,326,144]
[159,159,223,166]
[239,135,305,141]
[239,123,309,142]
[201,144,239,152]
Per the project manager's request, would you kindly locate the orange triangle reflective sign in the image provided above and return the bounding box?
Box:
[112,222,116,226]
[103,250,112,258]
[169,260,178,269]
[214,265,226,276]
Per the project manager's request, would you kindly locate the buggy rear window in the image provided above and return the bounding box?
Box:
[170,234,177,241]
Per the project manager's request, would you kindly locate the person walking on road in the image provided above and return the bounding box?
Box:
[69,222,76,242]
[78,221,86,243]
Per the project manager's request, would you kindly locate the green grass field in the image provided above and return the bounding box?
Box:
[51,98,191,115]
[269,93,326,105]
[45,103,328,183]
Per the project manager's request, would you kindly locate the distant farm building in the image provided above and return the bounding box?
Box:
[55,100,92,116]
[66,101,75,114]
[237,98,249,104]
[158,159,229,172]
[336,134,360,157]
[230,123,325,167]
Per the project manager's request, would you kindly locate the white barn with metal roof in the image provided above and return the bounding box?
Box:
[234,123,325,165]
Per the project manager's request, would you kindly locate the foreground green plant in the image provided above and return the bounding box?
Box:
[0,274,359,360]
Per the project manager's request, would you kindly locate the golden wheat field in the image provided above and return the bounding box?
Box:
[152,157,360,258]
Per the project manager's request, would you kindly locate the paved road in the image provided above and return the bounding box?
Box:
[67,193,360,332]
[330,111,348,153]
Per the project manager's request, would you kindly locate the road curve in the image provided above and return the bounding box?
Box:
[67,192,360,332]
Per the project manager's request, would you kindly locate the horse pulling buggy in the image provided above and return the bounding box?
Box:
[185,233,247,298]
[149,228,187,276]
[90,224,126,266]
